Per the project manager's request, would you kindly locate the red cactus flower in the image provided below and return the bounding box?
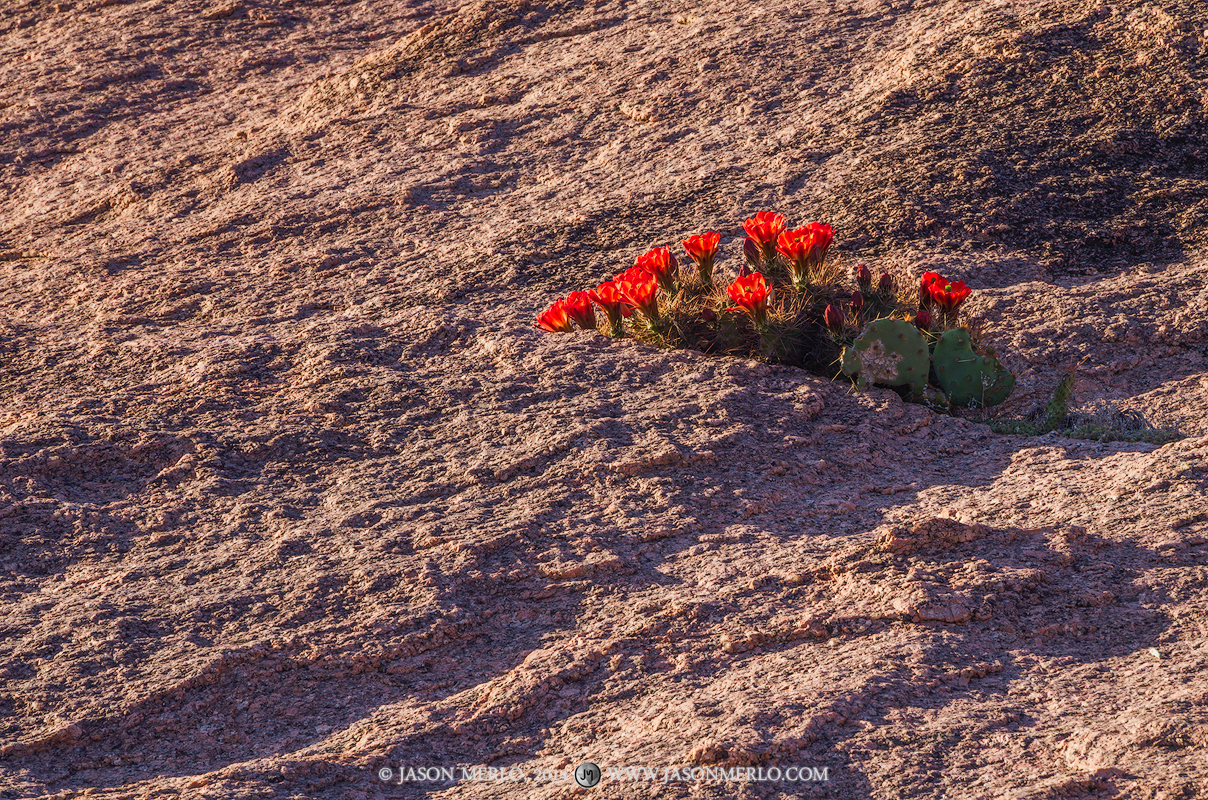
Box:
[776,222,834,287]
[744,211,786,267]
[919,271,943,307]
[914,307,932,331]
[562,290,597,331]
[929,279,971,312]
[878,271,894,295]
[856,263,872,291]
[775,227,813,284]
[726,272,773,326]
[682,232,721,284]
[615,265,661,320]
[803,221,834,262]
[635,246,678,294]
[535,299,576,333]
[743,211,786,247]
[824,303,844,334]
[741,236,760,275]
[589,281,631,333]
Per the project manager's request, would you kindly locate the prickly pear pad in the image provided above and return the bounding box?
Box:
[932,329,1015,408]
[841,319,930,398]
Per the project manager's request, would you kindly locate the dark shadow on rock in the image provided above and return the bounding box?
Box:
[583,519,1169,798]
[19,555,581,791]
[818,3,1207,286]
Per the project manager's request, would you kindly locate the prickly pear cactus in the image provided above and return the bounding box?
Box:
[841,318,930,397]
[932,328,1015,407]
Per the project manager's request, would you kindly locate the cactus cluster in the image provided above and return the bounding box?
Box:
[535,210,1017,412]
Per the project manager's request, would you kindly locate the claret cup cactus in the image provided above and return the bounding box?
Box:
[534,211,1016,412]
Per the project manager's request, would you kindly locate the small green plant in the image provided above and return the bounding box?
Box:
[1064,422,1184,445]
[535,222,1187,441]
[988,372,1073,436]
[985,371,1183,442]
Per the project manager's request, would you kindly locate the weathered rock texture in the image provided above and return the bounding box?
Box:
[1,0,1206,798]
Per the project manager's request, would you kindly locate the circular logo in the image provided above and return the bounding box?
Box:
[574,761,601,788]
[377,767,393,782]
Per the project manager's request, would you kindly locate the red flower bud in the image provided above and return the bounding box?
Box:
[878,271,894,295]
[741,236,761,275]
[850,290,864,315]
[856,263,872,291]
[824,303,844,334]
[701,307,717,323]
[914,308,932,331]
